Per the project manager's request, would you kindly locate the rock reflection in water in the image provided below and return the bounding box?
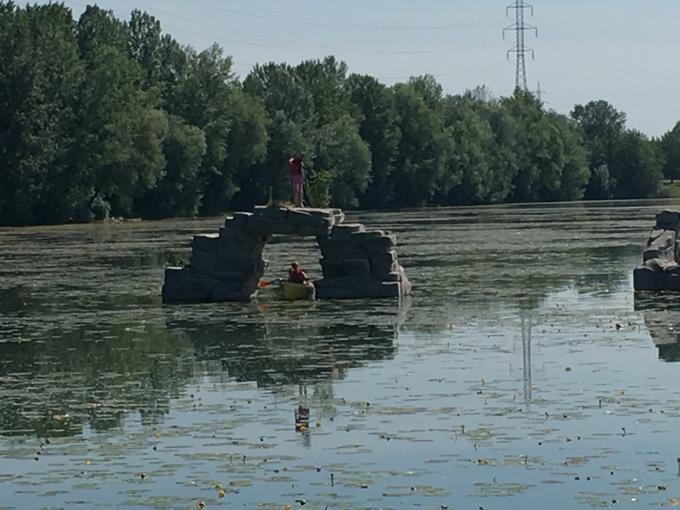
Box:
[635,294,680,362]
[168,311,401,388]
[0,300,406,438]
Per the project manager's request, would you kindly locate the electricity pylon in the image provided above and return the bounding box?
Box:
[503,0,538,92]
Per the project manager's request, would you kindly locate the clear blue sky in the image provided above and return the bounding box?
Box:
[48,0,680,137]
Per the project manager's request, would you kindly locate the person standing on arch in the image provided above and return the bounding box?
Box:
[287,155,305,207]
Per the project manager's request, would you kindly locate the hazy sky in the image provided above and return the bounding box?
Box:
[47,0,680,137]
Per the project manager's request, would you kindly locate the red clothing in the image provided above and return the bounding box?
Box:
[288,157,303,176]
[289,268,307,284]
[290,173,303,195]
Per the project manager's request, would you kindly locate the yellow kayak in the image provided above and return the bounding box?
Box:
[279,281,315,301]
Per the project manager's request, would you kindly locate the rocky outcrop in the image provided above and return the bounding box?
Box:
[315,226,411,299]
[162,206,412,303]
[634,210,680,291]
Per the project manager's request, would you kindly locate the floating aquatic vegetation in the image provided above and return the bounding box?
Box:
[2,204,680,508]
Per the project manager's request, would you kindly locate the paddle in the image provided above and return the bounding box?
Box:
[257,278,284,289]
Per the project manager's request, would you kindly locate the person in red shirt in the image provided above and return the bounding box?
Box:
[288,262,308,284]
[287,155,305,207]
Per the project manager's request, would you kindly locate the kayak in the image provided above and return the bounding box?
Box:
[279,281,315,301]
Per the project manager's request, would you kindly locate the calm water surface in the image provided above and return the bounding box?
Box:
[2,201,680,509]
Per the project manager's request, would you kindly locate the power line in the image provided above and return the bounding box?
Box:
[115,0,500,57]
[503,0,538,92]
[201,0,496,32]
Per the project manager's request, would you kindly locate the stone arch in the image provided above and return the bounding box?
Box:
[162,206,411,303]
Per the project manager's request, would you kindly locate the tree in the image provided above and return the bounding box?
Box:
[223,88,269,207]
[127,10,162,93]
[137,115,206,218]
[538,112,590,201]
[241,62,317,206]
[470,96,519,203]
[0,4,673,226]
[661,122,680,182]
[169,44,236,214]
[611,130,662,198]
[501,92,589,202]
[348,74,401,208]
[391,80,453,207]
[71,6,167,219]
[0,2,83,225]
[315,115,371,208]
[244,62,315,130]
[442,95,492,204]
[571,100,627,199]
[234,112,313,208]
[294,56,351,128]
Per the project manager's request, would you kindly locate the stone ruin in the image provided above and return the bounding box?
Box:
[634,210,680,291]
[162,206,412,303]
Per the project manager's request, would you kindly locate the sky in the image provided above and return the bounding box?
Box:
[42,0,680,137]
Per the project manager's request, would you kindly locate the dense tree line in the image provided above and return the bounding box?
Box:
[0,2,679,226]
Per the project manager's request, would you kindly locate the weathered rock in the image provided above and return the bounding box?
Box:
[320,248,369,261]
[635,210,680,291]
[656,210,680,230]
[163,206,412,303]
[320,258,345,278]
[192,234,219,253]
[315,280,402,299]
[218,228,267,245]
[643,230,675,261]
[191,249,219,271]
[224,212,252,230]
[634,267,680,291]
[343,258,371,277]
[162,267,214,303]
[369,250,397,274]
[371,271,401,282]
[330,223,365,238]
[250,206,337,237]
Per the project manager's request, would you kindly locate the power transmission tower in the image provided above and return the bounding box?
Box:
[503,0,538,92]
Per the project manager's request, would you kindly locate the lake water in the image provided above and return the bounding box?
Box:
[2,201,680,509]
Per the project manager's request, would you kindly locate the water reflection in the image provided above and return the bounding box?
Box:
[635,295,680,362]
[0,301,407,438]
[168,314,400,388]
[521,314,533,408]
[4,202,680,509]
[0,322,194,437]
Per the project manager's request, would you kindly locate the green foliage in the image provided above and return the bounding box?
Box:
[611,130,663,198]
[348,74,400,208]
[137,115,206,218]
[0,2,83,225]
[661,122,680,182]
[306,170,333,208]
[0,3,672,226]
[315,115,371,208]
[572,100,662,199]
[391,80,453,207]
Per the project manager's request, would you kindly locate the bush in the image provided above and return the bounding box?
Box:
[91,196,111,220]
[306,170,333,207]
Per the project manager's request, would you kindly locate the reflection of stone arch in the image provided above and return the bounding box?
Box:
[163,207,412,303]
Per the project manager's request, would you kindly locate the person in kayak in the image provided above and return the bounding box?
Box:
[288,262,308,284]
[288,155,305,207]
